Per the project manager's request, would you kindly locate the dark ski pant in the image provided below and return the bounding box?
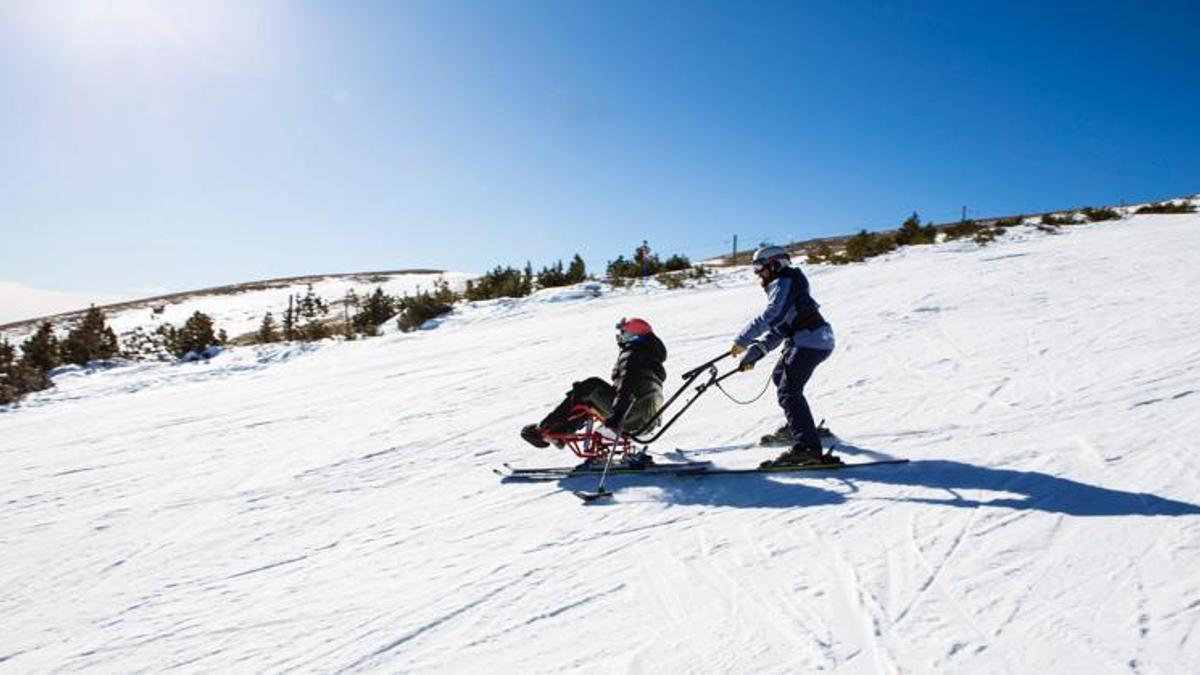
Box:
[772,346,832,451]
[539,377,615,434]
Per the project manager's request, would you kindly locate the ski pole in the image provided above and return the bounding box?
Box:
[578,424,621,502]
[680,352,730,381]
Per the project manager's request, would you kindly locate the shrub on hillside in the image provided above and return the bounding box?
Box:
[1,324,61,404]
[607,241,691,280]
[353,286,398,335]
[1135,201,1196,215]
[1081,207,1121,222]
[893,212,937,246]
[1040,212,1078,227]
[566,254,588,283]
[536,255,589,289]
[0,339,20,405]
[536,260,570,288]
[943,219,981,241]
[662,253,691,272]
[61,306,120,366]
[398,279,459,332]
[257,312,280,344]
[20,322,61,374]
[606,254,643,279]
[293,284,331,341]
[121,326,174,361]
[159,311,225,359]
[991,215,1025,228]
[466,265,532,301]
[806,242,836,264]
[841,230,896,262]
[655,272,686,290]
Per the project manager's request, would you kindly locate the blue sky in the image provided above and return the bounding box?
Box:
[1,0,1197,299]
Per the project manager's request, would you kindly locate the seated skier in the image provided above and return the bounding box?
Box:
[521,317,666,454]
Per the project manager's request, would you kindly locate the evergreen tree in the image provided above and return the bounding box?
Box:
[566,254,587,283]
[166,311,221,358]
[522,261,534,296]
[608,241,673,280]
[806,242,835,264]
[0,339,17,404]
[842,230,897,262]
[893,212,937,246]
[536,260,570,288]
[61,306,120,366]
[465,266,531,300]
[398,279,460,332]
[257,312,279,343]
[295,285,330,340]
[663,253,691,272]
[354,286,397,335]
[283,295,296,341]
[20,322,61,373]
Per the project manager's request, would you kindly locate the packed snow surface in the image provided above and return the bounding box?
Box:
[3,216,1200,672]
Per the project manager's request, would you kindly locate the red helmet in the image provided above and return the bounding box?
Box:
[615,317,653,344]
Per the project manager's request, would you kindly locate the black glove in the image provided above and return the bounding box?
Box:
[603,414,623,431]
[739,343,767,372]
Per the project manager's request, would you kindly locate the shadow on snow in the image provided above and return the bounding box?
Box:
[553,445,1200,516]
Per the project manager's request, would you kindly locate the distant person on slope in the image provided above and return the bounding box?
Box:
[731,246,839,467]
[521,317,666,449]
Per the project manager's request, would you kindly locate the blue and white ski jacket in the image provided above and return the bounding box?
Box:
[734,267,835,354]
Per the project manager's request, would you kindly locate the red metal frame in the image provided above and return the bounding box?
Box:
[541,404,635,460]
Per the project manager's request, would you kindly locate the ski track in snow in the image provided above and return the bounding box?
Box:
[3,215,1200,672]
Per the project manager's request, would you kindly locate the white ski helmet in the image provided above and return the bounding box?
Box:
[751,245,791,274]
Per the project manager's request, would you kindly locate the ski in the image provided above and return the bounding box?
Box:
[497,458,907,483]
[686,458,909,476]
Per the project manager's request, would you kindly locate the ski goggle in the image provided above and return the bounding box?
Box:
[615,320,640,344]
[753,257,784,273]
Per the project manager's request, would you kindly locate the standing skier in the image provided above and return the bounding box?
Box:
[731,246,839,467]
[521,317,667,453]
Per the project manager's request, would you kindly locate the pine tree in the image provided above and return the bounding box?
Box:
[536,260,569,288]
[20,322,61,373]
[354,286,397,335]
[0,339,17,404]
[61,306,120,366]
[258,312,279,343]
[567,254,587,283]
[894,212,936,246]
[283,295,296,341]
[168,311,220,358]
[522,261,534,296]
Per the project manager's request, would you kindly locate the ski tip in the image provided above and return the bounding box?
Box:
[574,489,614,503]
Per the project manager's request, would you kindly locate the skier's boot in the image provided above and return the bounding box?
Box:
[760,425,793,446]
[620,450,656,470]
[521,424,550,448]
[761,422,835,446]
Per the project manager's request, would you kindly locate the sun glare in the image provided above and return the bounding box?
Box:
[7,0,278,74]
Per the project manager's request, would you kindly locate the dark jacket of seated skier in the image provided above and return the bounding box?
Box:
[521,317,667,448]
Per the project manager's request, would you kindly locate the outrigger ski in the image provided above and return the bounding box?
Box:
[497,459,712,480]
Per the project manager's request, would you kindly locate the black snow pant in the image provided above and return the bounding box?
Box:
[772,345,832,452]
[539,377,616,434]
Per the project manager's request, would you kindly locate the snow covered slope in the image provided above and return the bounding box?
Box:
[0,271,475,346]
[2,215,1199,672]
